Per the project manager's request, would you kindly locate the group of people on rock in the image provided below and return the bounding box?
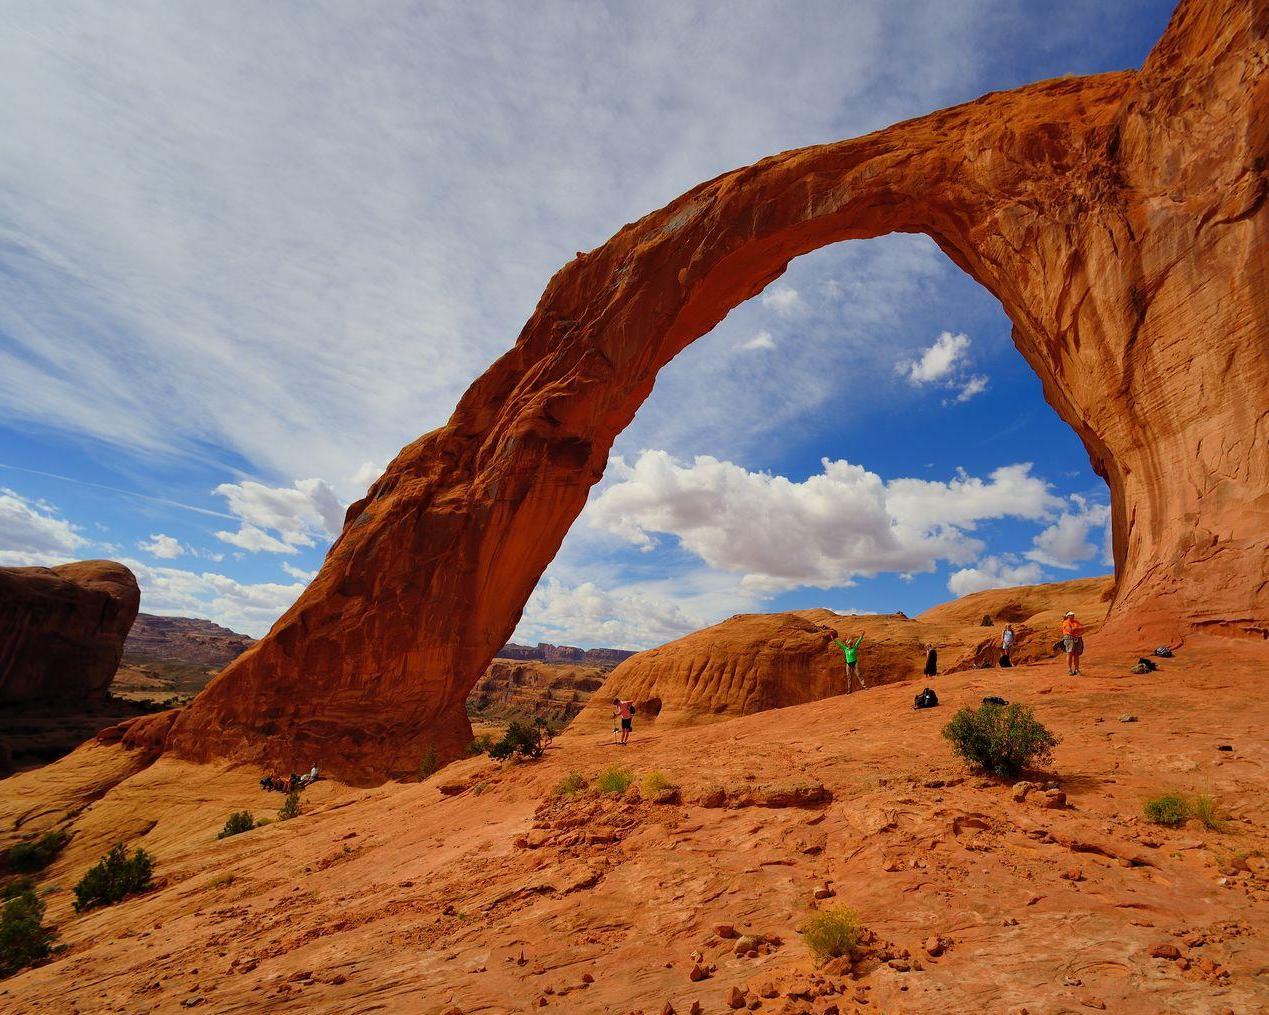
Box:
[830,611,1087,691]
[260,765,320,793]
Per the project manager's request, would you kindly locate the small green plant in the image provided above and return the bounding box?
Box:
[1143,793,1189,827]
[205,873,236,890]
[278,790,303,822]
[553,772,587,797]
[0,887,57,978]
[1189,793,1225,832]
[418,746,439,778]
[468,733,496,756]
[800,905,863,962]
[941,703,1057,778]
[72,844,154,913]
[595,765,634,795]
[489,721,546,762]
[0,878,35,901]
[254,817,273,827]
[2,829,70,874]
[217,811,255,840]
[640,771,675,796]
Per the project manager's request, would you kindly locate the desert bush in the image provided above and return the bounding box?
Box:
[595,765,633,795]
[277,790,303,822]
[72,844,154,913]
[2,829,70,874]
[640,771,676,796]
[800,905,862,962]
[1142,793,1188,827]
[0,878,35,901]
[205,873,236,890]
[553,772,587,797]
[1189,794,1225,832]
[217,811,255,840]
[418,747,439,778]
[0,888,57,978]
[489,721,546,762]
[468,733,496,756]
[941,703,1057,778]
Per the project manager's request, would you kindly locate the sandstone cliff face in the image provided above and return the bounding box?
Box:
[124,614,255,670]
[469,659,607,726]
[495,642,634,670]
[0,561,140,704]
[160,0,1268,782]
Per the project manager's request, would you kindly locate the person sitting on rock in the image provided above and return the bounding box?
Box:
[833,633,866,692]
[1061,612,1085,675]
[612,697,634,746]
[300,764,320,787]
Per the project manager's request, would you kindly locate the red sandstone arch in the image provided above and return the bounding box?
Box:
[153,0,1266,782]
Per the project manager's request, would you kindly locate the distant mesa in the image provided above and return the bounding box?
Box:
[577,576,1113,731]
[124,613,256,670]
[494,641,634,670]
[0,560,140,705]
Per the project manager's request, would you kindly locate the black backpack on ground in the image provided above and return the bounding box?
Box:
[1154,645,1174,657]
[982,695,1009,706]
[999,653,1013,668]
[913,687,939,710]
[1137,657,1159,672]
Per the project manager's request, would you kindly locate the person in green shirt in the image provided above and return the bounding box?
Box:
[833,633,866,692]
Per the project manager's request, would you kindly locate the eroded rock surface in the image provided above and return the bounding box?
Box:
[161,0,1267,782]
[0,561,140,704]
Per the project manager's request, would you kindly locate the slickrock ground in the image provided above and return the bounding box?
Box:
[577,577,1112,731]
[3,635,1265,1014]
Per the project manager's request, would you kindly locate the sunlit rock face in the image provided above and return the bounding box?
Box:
[0,561,140,704]
[157,0,1267,783]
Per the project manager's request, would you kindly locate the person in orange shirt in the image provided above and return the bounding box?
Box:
[1061,611,1085,675]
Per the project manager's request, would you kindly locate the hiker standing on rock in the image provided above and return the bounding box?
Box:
[1061,611,1085,675]
[923,643,939,677]
[834,633,866,692]
[1001,624,1015,667]
[612,697,634,746]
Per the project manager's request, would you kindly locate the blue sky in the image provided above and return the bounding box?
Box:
[0,1,1174,644]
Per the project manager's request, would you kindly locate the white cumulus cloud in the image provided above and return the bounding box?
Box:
[739,330,776,351]
[947,554,1045,597]
[1026,496,1111,569]
[760,285,803,317]
[896,331,989,404]
[138,533,187,559]
[0,488,88,566]
[587,451,1064,593]
[213,478,344,554]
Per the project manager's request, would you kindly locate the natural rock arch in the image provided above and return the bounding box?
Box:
[153,0,1265,783]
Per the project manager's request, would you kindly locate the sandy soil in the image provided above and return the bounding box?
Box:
[1,635,1265,1014]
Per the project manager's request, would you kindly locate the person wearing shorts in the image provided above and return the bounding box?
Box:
[613,697,634,745]
[1061,612,1085,675]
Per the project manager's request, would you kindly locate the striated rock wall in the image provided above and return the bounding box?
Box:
[495,642,634,670]
[0,561,140,704]
[159,0,1268,782]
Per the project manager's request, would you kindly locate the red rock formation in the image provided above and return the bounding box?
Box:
[576,577,1116,731]
[495,642,635,670]
[161,0,1267,782]
[0,561,140,703]
[124,614,255,670]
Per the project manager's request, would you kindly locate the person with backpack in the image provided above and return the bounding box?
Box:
[612,697,635,745]
[1001,624,1015,667]
[1061,611,1085,675]
[833,633,866,692]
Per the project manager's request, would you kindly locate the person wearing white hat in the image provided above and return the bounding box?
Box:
[1061,611,1085,675]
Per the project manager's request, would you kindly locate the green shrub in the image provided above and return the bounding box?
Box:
[489,721,546,762]
[553,772,587,797]
[801,905,862,962]
[2,829,70,874]
[1189,794,1225,832]
[1142,793,1188,827]
[254,817,273,827]
[278,790,302,822]
[595,765,633,795]
[941,703,1057,778]
[418,747,439,778]
[72,844,154,913]
[0,888,57,978]
[640,771,675,796]
[217,811,255,840]
[468,733,496,756]
[0,877,35,901]
[205,873,236,890]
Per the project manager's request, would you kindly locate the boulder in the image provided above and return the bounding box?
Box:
[162,0,1268,781]
[0,561,140,703]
